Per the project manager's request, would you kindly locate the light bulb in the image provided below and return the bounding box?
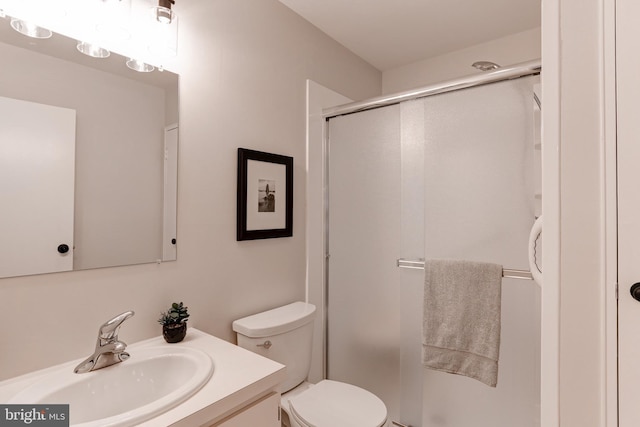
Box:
[147,5,178,57]
[10,19,52,39]
[153,6,173,24]
[126,58,154,73]
[77,41,110,58]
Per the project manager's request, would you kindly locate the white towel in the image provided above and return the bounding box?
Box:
[422,259,503,387]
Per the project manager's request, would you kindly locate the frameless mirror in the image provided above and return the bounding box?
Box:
[0,16,179,278]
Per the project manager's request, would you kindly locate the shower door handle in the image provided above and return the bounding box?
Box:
[528,216,543,286]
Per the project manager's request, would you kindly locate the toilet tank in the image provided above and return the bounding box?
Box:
[232,302,316,393]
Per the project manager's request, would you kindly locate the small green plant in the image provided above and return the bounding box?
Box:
[158,302,190,326]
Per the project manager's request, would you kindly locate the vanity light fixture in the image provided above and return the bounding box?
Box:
[95,0,132,41]
[3,0,179,71]
[153,0,175,24]
[126,57,154,72]
[147,0,178,57]
[6,0,64,40]
[77,41,110,58]
[10,18,52,38]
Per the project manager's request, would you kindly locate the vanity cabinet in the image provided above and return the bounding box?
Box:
[209,392,280,427]
[0,330,286,427]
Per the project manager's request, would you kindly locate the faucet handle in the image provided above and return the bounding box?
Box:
[98,310,135,341]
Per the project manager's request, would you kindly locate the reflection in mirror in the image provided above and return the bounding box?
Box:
[0,16,179,279]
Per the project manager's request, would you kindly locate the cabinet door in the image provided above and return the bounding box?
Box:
[212,392,280,427]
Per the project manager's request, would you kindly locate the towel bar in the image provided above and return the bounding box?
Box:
[396,259,533,280]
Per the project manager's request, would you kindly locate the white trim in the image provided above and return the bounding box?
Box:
[603,0,618,425]
[541,0,561,425]
[305,80,352,384]
[162,123,178,262]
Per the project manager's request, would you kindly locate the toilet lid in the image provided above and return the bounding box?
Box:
[288,380,387,427]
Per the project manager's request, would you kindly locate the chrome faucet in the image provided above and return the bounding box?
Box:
[74,311,135,374]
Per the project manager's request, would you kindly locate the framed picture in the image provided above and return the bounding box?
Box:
[237,148,293,240]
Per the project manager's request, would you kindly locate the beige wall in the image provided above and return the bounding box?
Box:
[382,27,541,94]
[0,0,381,381]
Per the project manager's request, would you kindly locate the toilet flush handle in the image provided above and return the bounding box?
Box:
[256,340,272,349]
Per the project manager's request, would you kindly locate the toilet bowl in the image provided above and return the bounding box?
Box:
[285,380,387,427]
[232,302,388,427]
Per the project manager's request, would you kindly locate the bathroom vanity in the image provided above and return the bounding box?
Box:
[0,329,286,426]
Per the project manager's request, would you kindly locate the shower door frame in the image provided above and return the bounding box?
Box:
[320,59,542,420]
[323,60,541,119]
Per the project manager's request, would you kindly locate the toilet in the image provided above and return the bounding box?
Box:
[233,301,388,427]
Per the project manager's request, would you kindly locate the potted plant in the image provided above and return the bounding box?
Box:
[158,302,190,343]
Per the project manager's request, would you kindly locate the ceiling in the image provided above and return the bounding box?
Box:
[278,0,541,71]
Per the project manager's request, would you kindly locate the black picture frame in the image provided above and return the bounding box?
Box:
[237,148,293,241]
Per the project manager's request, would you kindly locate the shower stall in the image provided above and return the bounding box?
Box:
[322,61,541,427]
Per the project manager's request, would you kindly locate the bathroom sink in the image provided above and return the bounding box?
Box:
[9,346,214,427]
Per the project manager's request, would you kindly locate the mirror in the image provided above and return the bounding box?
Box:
[0,16,179,278]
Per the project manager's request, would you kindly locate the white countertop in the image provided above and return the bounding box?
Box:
[0,328,286,426]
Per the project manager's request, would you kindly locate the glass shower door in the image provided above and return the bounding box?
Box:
[419,77,540,427]
[326,75,540,427]
[327,101,423,426]
[327,104,403,422]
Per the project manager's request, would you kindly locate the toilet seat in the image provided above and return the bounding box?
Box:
[288,380,387,427]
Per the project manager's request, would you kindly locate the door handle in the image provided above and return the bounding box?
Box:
[57,244,70,254]
[528,216,543,286]
[630,283,640,302]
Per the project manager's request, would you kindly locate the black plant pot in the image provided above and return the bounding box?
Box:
[163,323,187,343]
